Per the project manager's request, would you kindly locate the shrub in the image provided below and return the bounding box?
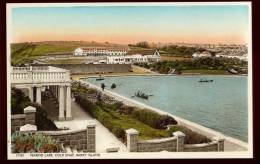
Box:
[111,125,125,140]
[11,88,58,131]
[11,132,62,153]
[111,83,117,89]
[131,109,177,129]
[156,115,178,129]
[11,88,31,114]
[119,105,135,115]
[168,125,211,144]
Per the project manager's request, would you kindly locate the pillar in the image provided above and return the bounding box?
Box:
[24,106,36,125]
[66,85,72,120]
[28,87,34,102]
[36,86,42,105]
[173,131,185,152]
[212,136,225,151]
[87,123,96,152]
[58,85,65,121]
[125,128,139,152]
[54,85,57,98]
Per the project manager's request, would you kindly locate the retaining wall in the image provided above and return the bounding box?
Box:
[125,128,224,152]
[39,124,95,152]
[32,64,132,74]
[137,137,177,152]
[183,141,218,152]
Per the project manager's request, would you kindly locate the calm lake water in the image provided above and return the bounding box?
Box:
[86,75,248,142]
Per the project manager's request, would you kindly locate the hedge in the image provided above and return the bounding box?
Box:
[75,95,126,141]
[131,109,177,129]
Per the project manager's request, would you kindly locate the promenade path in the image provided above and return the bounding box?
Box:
[54,99,128,153]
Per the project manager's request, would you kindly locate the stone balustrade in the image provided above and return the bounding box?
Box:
[11,66,72,120]
[11,66,70,84]
[125,128,224,152]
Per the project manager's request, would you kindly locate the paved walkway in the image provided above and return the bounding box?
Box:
[54,99,128,153]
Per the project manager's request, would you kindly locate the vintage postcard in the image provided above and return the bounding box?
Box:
[6,2,252,159]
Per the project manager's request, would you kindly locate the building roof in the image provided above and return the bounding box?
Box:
[81,46,129,51]
[127,49,158,56]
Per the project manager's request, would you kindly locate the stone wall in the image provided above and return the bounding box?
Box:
[137,137,177,152]
[125,128,224,152]
[40,124,96,152]
[11,106,36,133]
[11,114,26,133]
[183,142,218,152]
[18,123,96,152]
[32,64,132,74]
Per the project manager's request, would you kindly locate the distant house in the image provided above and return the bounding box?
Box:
[192,51,212,58]
[127,50,161,62]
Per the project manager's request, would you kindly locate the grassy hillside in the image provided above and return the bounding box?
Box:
[11,41,127,65]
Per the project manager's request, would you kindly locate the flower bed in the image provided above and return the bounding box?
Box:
[11,132,63,153]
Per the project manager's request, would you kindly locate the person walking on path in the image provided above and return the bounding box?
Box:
[101,83,106,91]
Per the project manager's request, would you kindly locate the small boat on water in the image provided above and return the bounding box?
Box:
[198,78,214,82]
[134,90,149,99]
[96,74,104,81]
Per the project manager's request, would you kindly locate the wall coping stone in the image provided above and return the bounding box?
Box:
[11,114,26,119]
[125,128,139,135]
[212,136,225,142]
[138,136,177,144]
[173,131,186,137]
[38,129,88,136]
[86,120,96,128]
[184,141,218,148]
[24,106,36,113]
[20,124,37,132]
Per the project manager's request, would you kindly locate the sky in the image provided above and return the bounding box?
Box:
[11,5,250,44]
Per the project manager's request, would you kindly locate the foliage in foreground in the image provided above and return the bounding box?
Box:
[11,132,62,153]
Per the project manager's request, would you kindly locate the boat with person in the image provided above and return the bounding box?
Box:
[198,78,214,83]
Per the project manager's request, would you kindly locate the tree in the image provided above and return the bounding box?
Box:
[136,41,150,48]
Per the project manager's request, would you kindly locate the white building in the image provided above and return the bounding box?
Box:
[107,50,160,64]
[192,51,212,58]
[74,47,128,56]
[107,54,147,64]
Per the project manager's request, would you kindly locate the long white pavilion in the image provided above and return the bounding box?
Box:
[11,66,72,121]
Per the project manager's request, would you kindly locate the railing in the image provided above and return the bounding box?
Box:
[11,66,70,84]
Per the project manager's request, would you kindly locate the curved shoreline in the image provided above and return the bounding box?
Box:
[73,73,247,79]
[79,79,248,151]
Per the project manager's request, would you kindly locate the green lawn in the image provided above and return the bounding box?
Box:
[11,41,127,65]
[181,69,231,75]
[105,108,169,140]
[11,43,77,65]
